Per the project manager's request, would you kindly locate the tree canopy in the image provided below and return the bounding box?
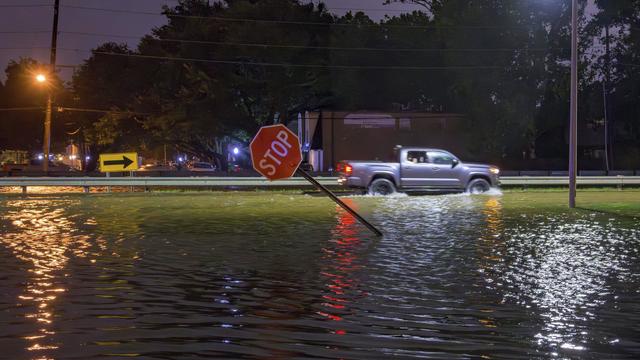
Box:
[1,0,639,169]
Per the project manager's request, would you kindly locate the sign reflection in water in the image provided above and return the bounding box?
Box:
[319,199,367,334]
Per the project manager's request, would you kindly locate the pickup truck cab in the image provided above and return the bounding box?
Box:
[337,147,500,195]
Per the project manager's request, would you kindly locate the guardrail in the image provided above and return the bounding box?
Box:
[0,176,338,193]
[500,176,640,186]
[1,176,640,193]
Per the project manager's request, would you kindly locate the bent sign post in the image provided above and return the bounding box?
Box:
[250,124,382,236]
[99,152,139,172]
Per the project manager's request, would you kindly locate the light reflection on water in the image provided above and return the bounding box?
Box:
[0,199,99,359]
[0,186,145,194]
[485,213,639,352]
[0,193,639,359]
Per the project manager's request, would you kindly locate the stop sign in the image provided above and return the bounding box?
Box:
[250,124,302,180]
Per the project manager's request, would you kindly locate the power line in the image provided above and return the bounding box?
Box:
[57,107,149,115]
[0,107,44,112]
[78,52,638,70]
[126,0,426,13]
[60,5,529,30]
[0,31,50,34]
[0,47,82,51]
[0,4,51,8]
[89,50,506,70]
[60,31,567,53]
[61,5,164,16]
[0,106,146,115]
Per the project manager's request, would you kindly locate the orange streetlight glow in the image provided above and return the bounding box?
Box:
[36,74,47,83]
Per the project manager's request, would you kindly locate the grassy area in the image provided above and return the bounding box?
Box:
[2,186,638,219]
[501,186,640,192]
[502,191,640,218]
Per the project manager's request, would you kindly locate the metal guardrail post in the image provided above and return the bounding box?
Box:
[618,175,623,191]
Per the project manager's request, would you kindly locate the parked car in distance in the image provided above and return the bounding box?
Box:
[189,162,217,172]
[139,163,176,171]
[337,147,500,195]
[299,162,314,172]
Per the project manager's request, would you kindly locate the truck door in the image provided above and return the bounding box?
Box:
[426,151,463,188]
[400,150,433,187]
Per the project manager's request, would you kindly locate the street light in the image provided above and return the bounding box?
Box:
[34,72,53,173]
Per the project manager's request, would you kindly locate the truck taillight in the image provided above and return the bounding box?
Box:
[344,164,353,175]
[336,162,353,176]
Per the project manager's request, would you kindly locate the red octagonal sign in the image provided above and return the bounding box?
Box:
[250,124,302,180]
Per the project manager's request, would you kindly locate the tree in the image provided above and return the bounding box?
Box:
[378,0,575,167]
[73,0,336,164]
[383,0,444,15]
[588,0,640,169]
[0,58,66,151]
[67,0,636,169]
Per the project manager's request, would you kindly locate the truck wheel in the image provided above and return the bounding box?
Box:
[368,178,396,195]
[467,178,491,194]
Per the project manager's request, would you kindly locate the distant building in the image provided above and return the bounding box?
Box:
[0,150,29,166]
[64,143,82,170]
[291,111,466,171]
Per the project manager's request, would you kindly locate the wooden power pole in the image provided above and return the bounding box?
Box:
[43,0,59,173]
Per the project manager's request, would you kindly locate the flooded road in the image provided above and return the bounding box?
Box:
[0,192,639,359]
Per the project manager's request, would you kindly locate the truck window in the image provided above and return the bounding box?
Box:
[427,151,455,165]
[406,151,427,164]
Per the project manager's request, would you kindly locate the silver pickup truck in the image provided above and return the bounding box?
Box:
[337,147,500,195]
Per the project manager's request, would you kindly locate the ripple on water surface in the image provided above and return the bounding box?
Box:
[0,192,639,359]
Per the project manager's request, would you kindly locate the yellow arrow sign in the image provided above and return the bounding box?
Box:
[99,152,139,172]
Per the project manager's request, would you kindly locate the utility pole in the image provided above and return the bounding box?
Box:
[604,23,613,170]
[569,0,578,208]
[43,0,59,173]
[603,82,609,171]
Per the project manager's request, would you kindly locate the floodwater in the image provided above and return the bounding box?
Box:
[0,192,639,359]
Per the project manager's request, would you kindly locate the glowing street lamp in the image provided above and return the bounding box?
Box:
[34,72,53,172]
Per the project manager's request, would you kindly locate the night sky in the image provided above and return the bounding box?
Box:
[0,0,424,81]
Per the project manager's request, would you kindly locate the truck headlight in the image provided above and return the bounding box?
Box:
[490,167,500,175]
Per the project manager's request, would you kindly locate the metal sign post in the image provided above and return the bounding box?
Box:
[296,168,382,236]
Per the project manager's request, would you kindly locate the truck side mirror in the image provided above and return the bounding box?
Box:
[451,159,459,168]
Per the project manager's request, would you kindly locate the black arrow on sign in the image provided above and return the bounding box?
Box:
[104,155,134,168]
